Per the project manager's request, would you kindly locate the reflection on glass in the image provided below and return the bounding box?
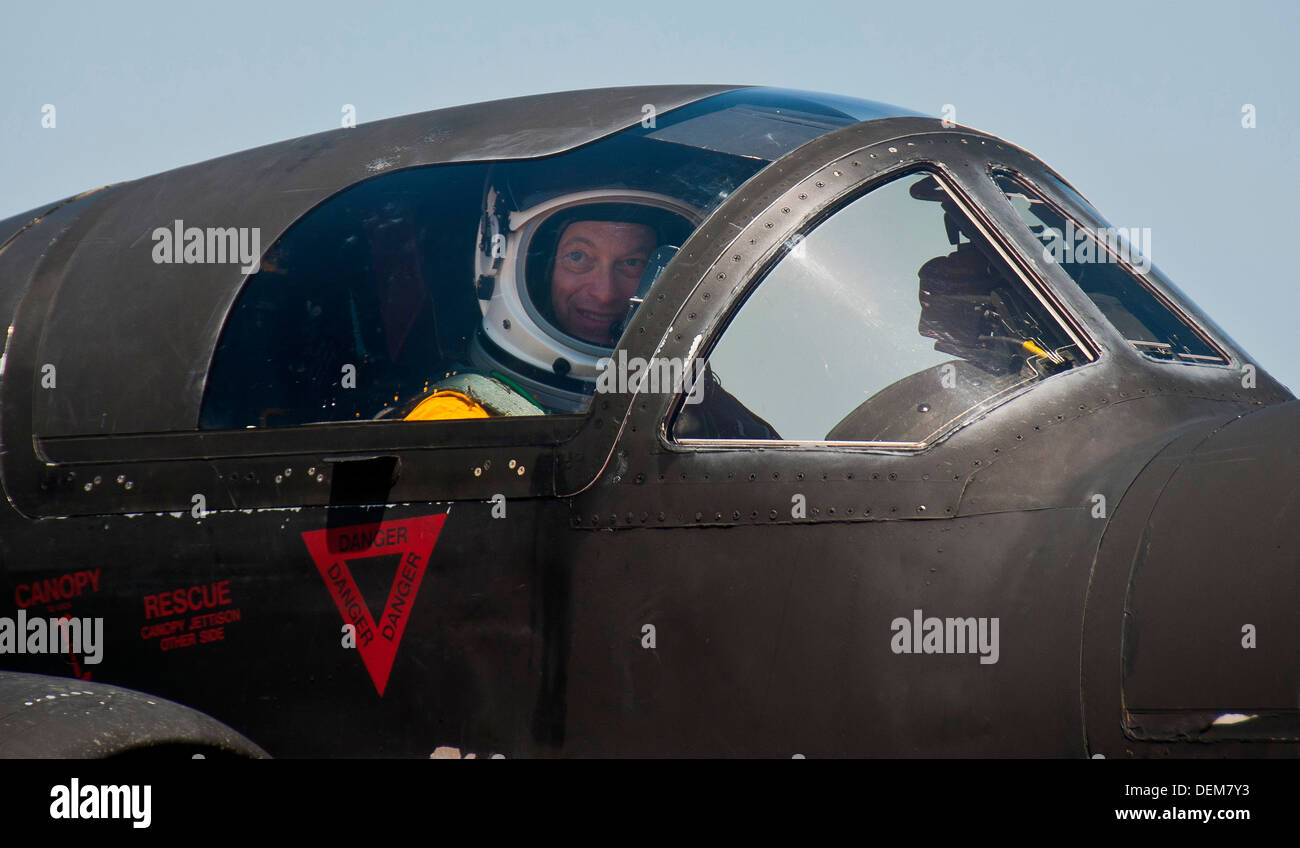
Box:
[675,172,1080,444]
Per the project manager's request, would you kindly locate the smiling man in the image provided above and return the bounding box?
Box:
[548,219,657,345]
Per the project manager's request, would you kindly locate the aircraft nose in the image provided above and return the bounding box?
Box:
[1110,399,1300,738]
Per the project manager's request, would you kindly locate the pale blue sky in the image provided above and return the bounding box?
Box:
[1,0,1295,390]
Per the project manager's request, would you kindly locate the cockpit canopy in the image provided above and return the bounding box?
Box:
[17,85,1251,446]
[200,89,923,428]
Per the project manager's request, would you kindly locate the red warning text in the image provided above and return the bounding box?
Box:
[334,525,408,553]
[302,514,447,696]
[143,581,231,619]
[14,569,101,609]
[140,581,240,652]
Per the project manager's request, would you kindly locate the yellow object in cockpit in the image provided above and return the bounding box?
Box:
[403,390,490,421]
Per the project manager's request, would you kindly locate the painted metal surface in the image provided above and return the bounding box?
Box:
[0,86,1293,758]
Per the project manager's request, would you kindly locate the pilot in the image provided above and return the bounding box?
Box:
[398,186,778,439]
[398,189,699,419]
[546,218,658,347]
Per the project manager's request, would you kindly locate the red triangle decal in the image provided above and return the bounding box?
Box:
[302,513,447,696]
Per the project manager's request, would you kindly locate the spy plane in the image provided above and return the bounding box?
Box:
[0,86,1295,757]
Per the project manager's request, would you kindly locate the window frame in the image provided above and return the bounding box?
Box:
[987,165,1232,369]
[662,164,1097,452]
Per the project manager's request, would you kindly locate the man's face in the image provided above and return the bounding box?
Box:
[550,220,657,345]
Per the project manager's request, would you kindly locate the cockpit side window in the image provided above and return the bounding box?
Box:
[198,90,908,431]
[991,169,1228,365]
[198,157,760,430]
[199,164,492,429]
[671,170,1084,446]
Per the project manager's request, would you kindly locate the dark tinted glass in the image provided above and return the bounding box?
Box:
[993,170,1226,364]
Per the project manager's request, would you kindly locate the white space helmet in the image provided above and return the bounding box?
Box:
[471,186,702,412]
